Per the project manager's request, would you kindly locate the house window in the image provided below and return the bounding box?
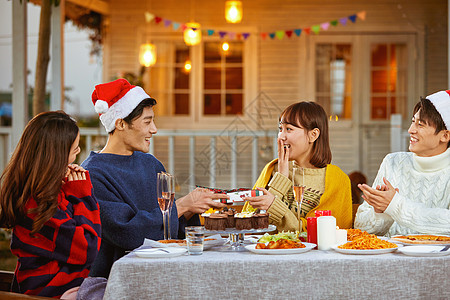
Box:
[148,42,191,116]
[203,41,244,115]
[148,40,245,117]
[315,44,352,119]
[370,44,407,119]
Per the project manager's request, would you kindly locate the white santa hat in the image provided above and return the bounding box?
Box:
[91,78,151,132]
[425,90,450,130]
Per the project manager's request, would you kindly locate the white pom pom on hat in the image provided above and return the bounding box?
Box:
[94,100,109,114]
[426,90,450,130]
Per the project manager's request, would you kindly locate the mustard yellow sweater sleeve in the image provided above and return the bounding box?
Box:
[253,160,353,231]
[253,159,305,232]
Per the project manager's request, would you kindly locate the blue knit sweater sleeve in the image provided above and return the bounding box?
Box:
[81,151,179,251]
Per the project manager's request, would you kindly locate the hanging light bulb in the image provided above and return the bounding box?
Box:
[222,42,230,52]
[184,22,202,46]
[225,1,243,23]
[184,60,192,73]
[139,43,157,67]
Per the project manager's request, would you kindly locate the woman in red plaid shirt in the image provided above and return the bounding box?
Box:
[0,111,101,298]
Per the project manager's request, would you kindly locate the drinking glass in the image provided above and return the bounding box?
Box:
[157,172,173,240]
[292,166,305,233]
[166,173,175,240]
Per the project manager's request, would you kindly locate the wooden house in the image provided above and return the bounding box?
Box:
[11,0,449,195]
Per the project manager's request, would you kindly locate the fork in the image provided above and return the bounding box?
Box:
[127,248,171,254]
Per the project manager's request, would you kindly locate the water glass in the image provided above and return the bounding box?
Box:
[186,226,205,255]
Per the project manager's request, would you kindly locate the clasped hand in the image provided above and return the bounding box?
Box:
[358,177,399,213]
[65,164,86,182]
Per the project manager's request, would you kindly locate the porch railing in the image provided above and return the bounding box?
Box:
[80,128,279,189]
[0,116,409,188]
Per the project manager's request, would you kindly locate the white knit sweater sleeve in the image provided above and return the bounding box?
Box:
[354,155,394,235]
[355,152,450,236]
[384,192,450,234]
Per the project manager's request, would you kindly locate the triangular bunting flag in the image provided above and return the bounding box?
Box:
[144,11,365,42]
[311,25,320,34]
[357,11,366,20]
[320,22,330,30]
[275,30,284,40]
[144,12,155,23]
[348,15,357,23]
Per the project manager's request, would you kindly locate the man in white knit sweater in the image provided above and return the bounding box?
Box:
[355,91,450,236]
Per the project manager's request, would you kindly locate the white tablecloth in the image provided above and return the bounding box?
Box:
[103,247,450,300]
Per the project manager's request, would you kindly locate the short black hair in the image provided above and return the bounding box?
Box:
[414,97,446,133]
[109,98,157,134]
[414,97,449,148]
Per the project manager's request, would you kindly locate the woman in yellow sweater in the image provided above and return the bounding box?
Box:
[244,102,352,232]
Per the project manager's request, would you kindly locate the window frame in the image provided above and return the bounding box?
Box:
[139,26,258,130]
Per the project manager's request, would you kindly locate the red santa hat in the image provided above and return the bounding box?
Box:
[426,90,450,130]
[91,78,151,132]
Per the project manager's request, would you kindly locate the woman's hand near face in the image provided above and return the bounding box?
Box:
[66,164,86,182]
[277,137,290,177]
[244,187,275,211]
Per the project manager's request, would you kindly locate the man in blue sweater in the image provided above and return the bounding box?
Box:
[82,79,226,277]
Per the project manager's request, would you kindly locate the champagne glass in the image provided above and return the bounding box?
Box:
[166,173,175,240]
[157,172,171,240]
[292,166,305,234]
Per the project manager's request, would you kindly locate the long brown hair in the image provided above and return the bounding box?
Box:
[279,101,332,168]
[0,111,79,234]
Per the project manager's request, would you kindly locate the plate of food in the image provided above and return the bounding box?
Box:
[332,233,398,255]
[245,239,316,255]
[134,247,187,258]
[397,245,450,257]
[390,234,450,245]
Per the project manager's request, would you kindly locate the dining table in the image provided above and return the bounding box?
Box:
[103,241,450,300]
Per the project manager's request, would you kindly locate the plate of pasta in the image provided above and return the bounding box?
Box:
[332,231,398,255]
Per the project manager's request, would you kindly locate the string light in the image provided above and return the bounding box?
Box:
[222,42,230,52]
[184,60,192,73]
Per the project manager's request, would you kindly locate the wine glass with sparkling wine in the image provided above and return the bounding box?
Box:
[166,173,175,240]
[157,172,173,240]
[292,166,305,234]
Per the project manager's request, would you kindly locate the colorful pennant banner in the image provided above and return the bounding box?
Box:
[145,11,367,41]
